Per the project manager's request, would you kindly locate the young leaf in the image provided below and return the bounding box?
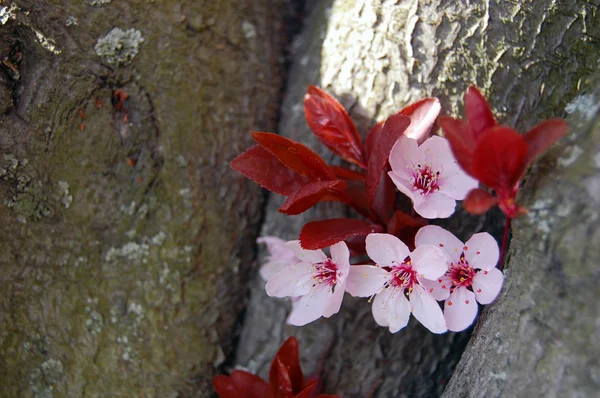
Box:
[271,358,294,398]
[213,375,241,398]
[252,132,336,181]
[386,210,427,250]
[304,86,366,167]
[464,86,496,138]
[472,126,528,193]
[370,172,395,224]
[230,145,309,195]
[331,165,365,181]
[523,119,568,165]
[269,337,304,395]
[439,116,475,176]
[300,218,382,250]
[364,120,384,161]
[365,113,410,208]
[278,180,345,215]
[399,97,441,143]
[462,188,498,215]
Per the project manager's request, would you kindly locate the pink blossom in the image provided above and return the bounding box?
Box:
[257,236,300,281]
[346,233,448,334]
[415,225,504,332]
[265,240,350,326]
[388,136,478,219]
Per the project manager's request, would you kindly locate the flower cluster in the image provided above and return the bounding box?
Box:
[231,85,566,334]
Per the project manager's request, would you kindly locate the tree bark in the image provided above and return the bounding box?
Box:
[0,0,285,396]
[236,1,599,397]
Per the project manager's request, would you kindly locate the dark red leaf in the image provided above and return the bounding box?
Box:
[313,395,342,398]
[292,381,317,398]
[230,371,272,398]
[230,145,309,195]
[300,218,382,250]
[399,97,441,143]
[366,113,411,209]
[304,86,366,167]
[439,116,475,176]
[462,188,498,215]
[270,337,305,395]
[370,171,396,223]
[252,132,336,181]
[464,86,496,138]
[279,181,345,215]
[523,119,568,165]
[331,165,365,181]
[271,358,294,398]
[213,375,241,398]
[472,126,528,193]
[386,211,427,250]
[364,120,384,161]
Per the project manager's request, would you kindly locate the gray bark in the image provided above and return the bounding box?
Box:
[236,1,599,397]
[0,0,285,396]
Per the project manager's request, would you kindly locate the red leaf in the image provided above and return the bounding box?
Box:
[330,165,365,181]
[364,120,384,161]
[292,381,317,398]
[252,132,336,181]
[314,396,342,398]
[213,375,241,398]
[214,371,272,398]
[386,211,427,250]
[400,97,441,143]
[304,86,366,167]
[299,218,382,250]
[462,188,498,215]
[366,113,411,209]
[271,358,294,398]
[230,145,309,195]
[523,119,568,165]
[343,180,369,216]
[439,116,475,176]
[464,86,496,138]
[270,337,304,398]
[370,172,396,223]
[472,126,528,193]
[279,181,345,215]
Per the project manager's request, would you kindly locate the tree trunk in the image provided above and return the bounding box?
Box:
[0,0,285,396]
[236,1,599,397]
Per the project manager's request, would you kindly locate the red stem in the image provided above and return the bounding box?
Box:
[499,216,511,270]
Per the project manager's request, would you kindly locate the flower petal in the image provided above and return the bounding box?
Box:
[413,192,457,219]
[287,287,332,326]
[409,285,447,334]
[464,232,500,270]
[365,233,410,266]
[322,282,346,318]
[415,225,463,263]
[346,265,388,297]
[472,268,504,304]
[444,287,478,332]
[388,291,411,333]
[285,240,327,263]
[330,241,350,276]
[415,136,455,171]
[265,263,314,298]
[389,136,418,179]
[410,245,448,280]
[438,162,479,200]
[420,277,451,301]
[388,170,416,202]
[371,287,394,328]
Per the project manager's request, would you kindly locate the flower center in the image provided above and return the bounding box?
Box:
[447,254,475,290]
[387,260,418,293]
[411,163,440,195]
[312,259,338,287]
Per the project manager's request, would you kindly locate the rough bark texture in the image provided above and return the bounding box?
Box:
[0,0,285,396]
[236,0,598,397]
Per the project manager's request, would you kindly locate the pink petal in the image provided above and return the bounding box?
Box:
[414,136,455,171]
[285,240,327,263]
[410,245,448,280]
[413,191,457,219]
[322,281,346,318]
[259,259,289,281]
[371,287,392,328]
[389,136,418,179]
[472,268,504,304]
[365,233,411,266]
[402,98,441,143]
[388,170,416,202]
[409,285,447,334]
[464,232,500,270]
[372,287,410,333]
[438,162,479,200]
[265,263,314,298]
[415,225,463,263]
[420,277,451,301]
[287,287,332,326]
[330,241,350,276]
[346,265,388,297]
[444,287,478,332]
